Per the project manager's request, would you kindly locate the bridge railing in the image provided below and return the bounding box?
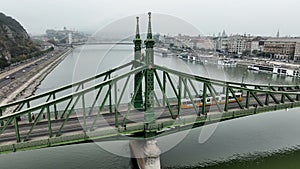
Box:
[153,64,300,113]
[0,65,147,143]
[0,61,134,121]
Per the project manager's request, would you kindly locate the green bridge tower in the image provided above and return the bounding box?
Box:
[144,12,156,133]
[133,16,143,109]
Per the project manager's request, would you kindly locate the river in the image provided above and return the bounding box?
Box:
[1,45,300,169]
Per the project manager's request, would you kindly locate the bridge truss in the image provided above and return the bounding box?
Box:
[0,60,300,145]
[0,12,300,152]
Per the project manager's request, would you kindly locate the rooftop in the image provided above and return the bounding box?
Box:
[265,38,300,43]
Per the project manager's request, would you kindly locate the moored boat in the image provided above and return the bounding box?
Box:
[248,64,300,77]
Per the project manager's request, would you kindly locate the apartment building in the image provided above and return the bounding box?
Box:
[264,38,300,61]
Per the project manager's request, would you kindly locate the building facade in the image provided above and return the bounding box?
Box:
[228,35,248,54]
[264,38,300,61]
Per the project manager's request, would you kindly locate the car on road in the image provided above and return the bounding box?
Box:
[5,75,15,79]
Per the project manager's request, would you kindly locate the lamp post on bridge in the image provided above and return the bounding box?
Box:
[242,71,246,83]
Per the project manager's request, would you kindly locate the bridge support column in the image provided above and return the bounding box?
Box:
[144,12,156,133]
[130,139,161,169]
[133,16,143,109]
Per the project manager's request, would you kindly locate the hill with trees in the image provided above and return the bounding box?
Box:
[0,12,40,68]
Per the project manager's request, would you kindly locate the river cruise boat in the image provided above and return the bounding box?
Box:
[217,59,237,66]
[248,64,300,77]
[178,53,202,63]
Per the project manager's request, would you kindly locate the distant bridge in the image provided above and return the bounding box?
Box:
[72,42,133,46]
[56,42,133,47]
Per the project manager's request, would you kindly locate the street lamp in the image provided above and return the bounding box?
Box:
[242,71,246,83]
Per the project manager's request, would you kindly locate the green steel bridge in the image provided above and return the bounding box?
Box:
[1,13,300,153]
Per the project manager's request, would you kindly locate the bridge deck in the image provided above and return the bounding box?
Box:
[0,94,299,153]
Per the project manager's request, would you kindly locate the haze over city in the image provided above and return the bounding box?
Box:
[3,0,300,168]
[1,0,300,36]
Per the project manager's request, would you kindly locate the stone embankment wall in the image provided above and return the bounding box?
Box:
[0,48,72,114]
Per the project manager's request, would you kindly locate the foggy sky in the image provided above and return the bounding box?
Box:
[1,0,300,36]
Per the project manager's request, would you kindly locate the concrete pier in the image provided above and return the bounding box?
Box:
[130,139,161,169]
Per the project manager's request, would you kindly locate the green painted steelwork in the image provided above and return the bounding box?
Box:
[162,72,166,107]
[165,72,178,97]
[202,83,207,115]
[154,70,174,119]
[183,78,187,98]
[117,65,135,109]
[46,106,52,138]
[114,82,118,128]
[250,91,264,107]
[122,71,145,126]
[182,78,198,114]
[224,86,229,112]
[53,94,58,120]
[1,13,300,148]
[88,75,109,116]
[207,83,223,113]
[0,61,133,117]
[82,89,87,132]
[144,12,156,131]
[90,85,112,131]
[228,88,243,109]
[189,79,199,97]
[109,74,113,113]
[246,91,250,108]
[133,16,143,109]
[265,87,270,106]
[14,117,20,143]
[56,94,81,137]
[178,77,182,117]
[27,102,31,122]
[1,60,300,145]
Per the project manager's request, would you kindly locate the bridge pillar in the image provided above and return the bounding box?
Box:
[130,139,161,169]
[133,16,144,109]
[144,12,156,133]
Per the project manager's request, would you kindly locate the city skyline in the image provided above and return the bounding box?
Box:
[1,0,300,36]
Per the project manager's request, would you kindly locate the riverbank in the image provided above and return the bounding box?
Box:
[162,46,300,70]
[0,47,72,108]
